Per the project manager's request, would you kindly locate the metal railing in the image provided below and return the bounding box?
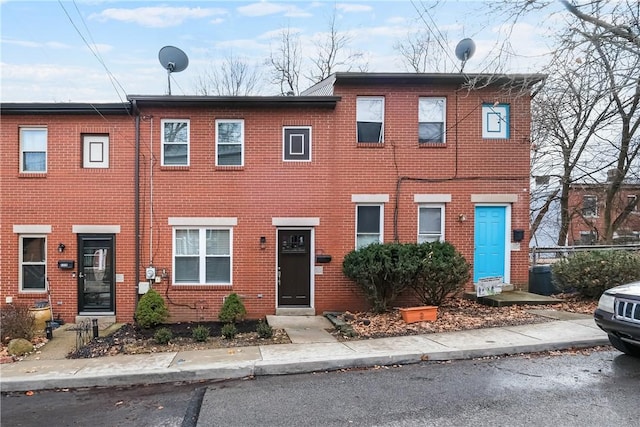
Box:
[530,243,640,266]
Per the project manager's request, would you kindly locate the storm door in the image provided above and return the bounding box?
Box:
[78,234,115,313]
[277,229,311,306]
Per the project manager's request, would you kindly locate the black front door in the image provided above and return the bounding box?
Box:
[278,229,311,306]
[78,234,115,312]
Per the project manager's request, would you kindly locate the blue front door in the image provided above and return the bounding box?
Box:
[474,206,506,282]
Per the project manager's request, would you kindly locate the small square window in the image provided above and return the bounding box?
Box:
[83,135,109,168]
[283,127,311,161]
[482,104,510,139]
[162,120,189,166]
[419,97,446,143]
[357,97,384,143]
[20,128,47,173]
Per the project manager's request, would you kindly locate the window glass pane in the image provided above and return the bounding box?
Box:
[23,237,45,262]
[21,129,47,150]
[357,206,380,233]
[175,257,199,283]
[163,144,188,165]
[206,257,231,283]
[419,208,441,234]
[206,230,230,255]
[419,123,443,143]
[356,98,383,122]
[164,122,188,142]
[357,122,383,143]
[22,265,46,289]
[175,230,199,255]
[218,122,242,143]
[357,235,379,249]
[217,144,242,165]
[419,98,444,122]
[23,153,46,171]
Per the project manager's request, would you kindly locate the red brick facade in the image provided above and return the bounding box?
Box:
[1,73,541,323]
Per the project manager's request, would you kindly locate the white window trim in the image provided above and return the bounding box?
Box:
[356,96,385,143]
[482,103,510,139]
[83,134,109,168]
[19,235,47,292]
[417,204,445,243]
[355,204,384,249]
[20,127,47,173]
[161,119,190,166]
[419,97,446,144]
[216,119,245,167]
[282,126,312,162]
[172,226,233,286]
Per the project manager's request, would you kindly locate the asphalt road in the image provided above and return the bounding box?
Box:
[2,350,639,427]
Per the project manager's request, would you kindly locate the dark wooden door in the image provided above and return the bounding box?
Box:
[277,229,311,306]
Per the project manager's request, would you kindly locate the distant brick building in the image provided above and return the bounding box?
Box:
[1,73,543,323]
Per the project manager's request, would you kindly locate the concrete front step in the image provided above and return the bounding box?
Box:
[464,291,561,307]
[274,307,315,316]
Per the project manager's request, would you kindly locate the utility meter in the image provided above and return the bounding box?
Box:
[145,266,156,280]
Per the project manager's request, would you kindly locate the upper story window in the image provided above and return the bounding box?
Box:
[356,96,384,143]
[418,205,445,242]
[283,127,311,161]
[20,236,46,291]
[482,103,510,139]
[356,204,383,248]
[162,120,190,166]
[582,195,598,218]
[216,119,244,166]
[419,97,446,144]
[82,134,109,168]
[173,228,232,285]
[20,127,47,173]
[628,195,638,212]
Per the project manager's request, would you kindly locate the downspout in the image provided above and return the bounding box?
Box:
[133,100,140,312]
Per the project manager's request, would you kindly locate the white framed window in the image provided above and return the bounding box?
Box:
[418,205,445,242]
[628,195,638,212]
[173,227,232,285]
[356,204,383,248]
[283,126,311,161]
[162,119,190,166]
[419,97,446,144]
[83,134,109,168]
[356,96,384,143]
[583,195,598,218]
[482,103,510,139]
[20,127,47,173]
[20,236,47,291]
[216,119,244,166]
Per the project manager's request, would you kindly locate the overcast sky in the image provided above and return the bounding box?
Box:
[0,1,565,102]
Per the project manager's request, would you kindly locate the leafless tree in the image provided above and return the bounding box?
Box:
[394,28,453,73]
[307,8,366,83]
[267,25,301,95]
[194,52,262,96]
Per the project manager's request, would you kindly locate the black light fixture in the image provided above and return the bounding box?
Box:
[260,236,266,250]
[58,243,65,253]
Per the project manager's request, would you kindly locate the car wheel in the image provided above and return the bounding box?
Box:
[608,334,640,357]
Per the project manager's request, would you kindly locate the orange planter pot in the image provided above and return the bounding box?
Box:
[399,306,438,323]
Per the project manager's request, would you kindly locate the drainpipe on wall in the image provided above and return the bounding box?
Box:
[133,100,140,312]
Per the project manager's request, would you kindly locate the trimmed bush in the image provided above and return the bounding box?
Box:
[192,325,210,342]
[410,241,471,306]
[256,319,273,338]
[154,327,173,344]
[218,293,246,324]
[552,250,640,298]
[221,323,237,339]
[0,304,35,343]
[135,289,169,329]
[342,243,422,313]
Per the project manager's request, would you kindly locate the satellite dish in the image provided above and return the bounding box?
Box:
[158,46,189,95]
[454,38,476,72]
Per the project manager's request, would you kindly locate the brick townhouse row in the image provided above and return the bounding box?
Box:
[0,72,544,323]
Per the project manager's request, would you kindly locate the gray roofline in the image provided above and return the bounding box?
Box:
[332,72,547,86]
[0,103,131,115]
[128,95,340,110]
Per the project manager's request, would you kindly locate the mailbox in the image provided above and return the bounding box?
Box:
[315,254,332,263]
[512,229,525,242]
[58,260,75,269]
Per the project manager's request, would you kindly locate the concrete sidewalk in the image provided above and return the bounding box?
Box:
[0,314,609,393]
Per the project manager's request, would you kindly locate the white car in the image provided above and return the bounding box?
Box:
[594,281,640,357]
